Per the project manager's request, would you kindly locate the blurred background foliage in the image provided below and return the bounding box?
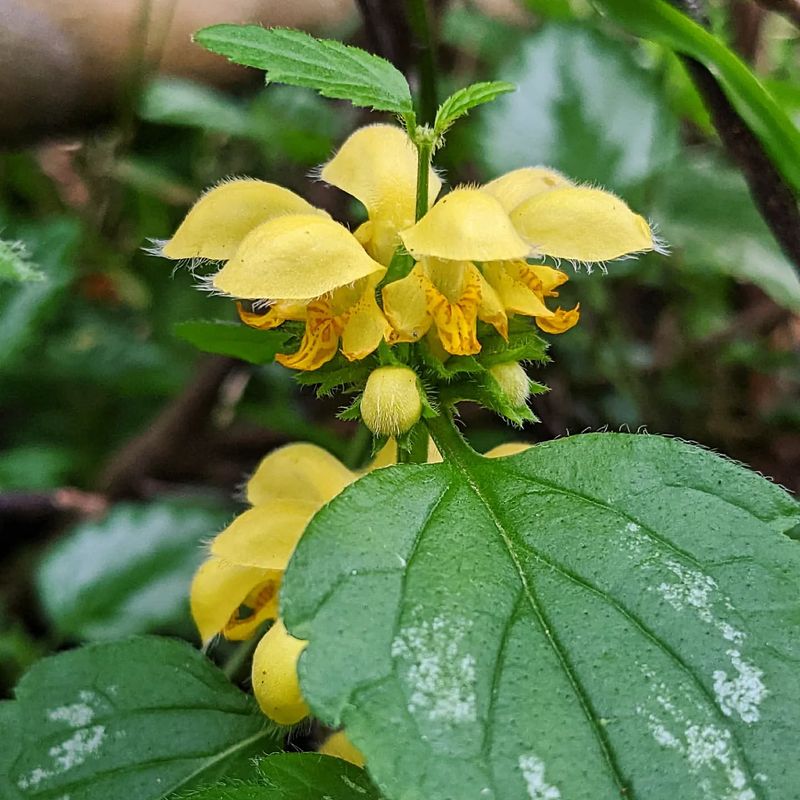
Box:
[0,0,798,697]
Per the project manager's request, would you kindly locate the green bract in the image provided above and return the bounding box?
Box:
[283,429,800,800]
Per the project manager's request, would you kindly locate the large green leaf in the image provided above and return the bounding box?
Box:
[478,25,679,190]
[283,431,800,799]
[7,637,277,800]
[652,155,800,312]
[36,501,231,640]
[194,26,414,116]
[174,320,291,364]
[182,754,381,799]
[592,0,800,193]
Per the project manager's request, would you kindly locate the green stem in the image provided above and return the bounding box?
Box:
[425,412,478,463]
[415,138,433,221]
[222,635,260,680]
[406,0,438,126]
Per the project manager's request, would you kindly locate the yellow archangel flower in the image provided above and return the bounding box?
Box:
[386,167,656,355]
[162,125,441,371]
[190,440,397,725]
[163,125,655,367]
[190,438,532,727]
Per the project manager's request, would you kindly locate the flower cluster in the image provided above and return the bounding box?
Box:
[162,124,656,374]
[190,438,528,736]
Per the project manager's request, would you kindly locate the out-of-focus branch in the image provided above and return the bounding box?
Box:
[98,355,240,499]
[682,56,800,269]
[0,488,108,519]
[354,0,414,71]
[0,0,356,147]
[671,0,800,271]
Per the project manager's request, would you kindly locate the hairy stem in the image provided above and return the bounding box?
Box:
[415,137,432,221]
[425,412,478,463]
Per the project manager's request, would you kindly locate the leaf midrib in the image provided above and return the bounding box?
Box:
[449,452,766,800]
[445,453,631,798]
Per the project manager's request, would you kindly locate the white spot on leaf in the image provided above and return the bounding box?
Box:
[17,726,106,790]
[518,753,561,799]
[392,615,477,725]
[713,650,766,724]
[654,559,745,645]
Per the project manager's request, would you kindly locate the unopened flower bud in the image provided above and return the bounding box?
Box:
[489,362,531,407]
[251,619,309,725]
[361,366,422,436]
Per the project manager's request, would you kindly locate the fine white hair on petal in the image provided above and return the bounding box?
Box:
[649,220,671,256]
[194,271,227,297]
[142,237,167,257]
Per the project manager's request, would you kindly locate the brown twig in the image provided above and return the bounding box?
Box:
[97,355,240,499]
[670,1,800,271]
[354,0,415,71]
[0,489,108,520]
[681,56,800,269]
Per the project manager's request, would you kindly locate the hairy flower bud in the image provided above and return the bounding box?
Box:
[489,362,531,407]
[361,366,423,436]
[251,619,309,725]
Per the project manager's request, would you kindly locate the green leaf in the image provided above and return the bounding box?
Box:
[36,501,231,640]
[593,0,800,193]
[194,26,414,116]
[283,431,800,799]
[0,702,22,798]
[652,154,800,312]
[434,81,516,136]
[478,25,679,190]
[174,320,291,364]
[139,77,254,137]
[8,637,277,800]
[182,754,381,799]
[0,238,44,283]
[0,219,80,372]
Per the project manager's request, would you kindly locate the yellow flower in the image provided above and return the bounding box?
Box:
[319,731,365,767]
[190,443,354,645]
[382,256,508,356]
[391,168,655,348]
[321,124,441,266]
[191,437,532,725]
[162,152,399,370]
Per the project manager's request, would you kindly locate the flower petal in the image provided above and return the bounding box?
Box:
[340,277,392,361]
[247,442,355,507]
[189,556,273,644]
[482,261,554,318]
[511,187,653,262]
[485,442,532,458]
[321,123,440,220]
[213,214,386,300]
[400,188,530,262]
[276,298,344,371]
[536,303,581,334]
[163,180,324,261]
[252,619,309,725]
[210,503,316,570]
[481,167,571,213]
[382,264,433,343]
[237,300,307,330]
[318,731,365,767]
[224,574,283,641]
